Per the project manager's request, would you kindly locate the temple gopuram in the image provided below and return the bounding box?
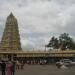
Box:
[0,13,75,63]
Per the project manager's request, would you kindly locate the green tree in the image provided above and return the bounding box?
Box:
[46,33,75,50]
[59,33,75,50]
[46,36,59,49]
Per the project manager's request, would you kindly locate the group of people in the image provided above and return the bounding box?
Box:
[0,60,15,75]
[26,59,47,65]
[16,61,24,70]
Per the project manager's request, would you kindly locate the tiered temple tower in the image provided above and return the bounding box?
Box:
[0,13,22,51]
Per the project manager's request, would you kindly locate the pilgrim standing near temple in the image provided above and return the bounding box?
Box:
[6,61,11,75]
[10,61,15,75]
[0,61,6,75]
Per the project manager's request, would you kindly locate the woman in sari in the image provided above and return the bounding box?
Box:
[6,61,11,75]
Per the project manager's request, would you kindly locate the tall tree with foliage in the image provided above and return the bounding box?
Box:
[59,33,75,50]
[46,36,59,49]
[47,33,75,50]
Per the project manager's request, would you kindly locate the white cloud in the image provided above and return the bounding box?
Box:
[0,0,75,50]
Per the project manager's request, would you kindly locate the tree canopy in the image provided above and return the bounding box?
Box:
[46,33,75,50]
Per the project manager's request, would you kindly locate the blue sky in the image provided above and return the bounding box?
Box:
[0,0,75,51]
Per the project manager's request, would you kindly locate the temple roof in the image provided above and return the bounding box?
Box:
[9,12,14,17]
[7,12,16,19]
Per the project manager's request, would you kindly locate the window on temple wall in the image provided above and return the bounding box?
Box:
[7,21,13,25]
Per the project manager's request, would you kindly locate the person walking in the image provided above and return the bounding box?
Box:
[0,60,6,75]
[6,61,11,75]
[10,61,15,75]
[16,61,20,70]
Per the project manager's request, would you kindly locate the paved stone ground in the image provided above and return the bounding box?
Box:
[0,65,75,75]
[15,65,75,75]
